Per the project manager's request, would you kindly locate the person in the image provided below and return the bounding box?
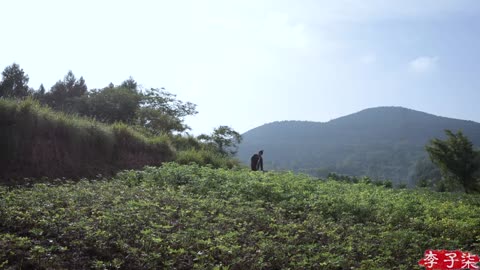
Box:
[250,150,264,171]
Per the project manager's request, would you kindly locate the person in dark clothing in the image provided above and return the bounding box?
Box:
[250,150,264,171]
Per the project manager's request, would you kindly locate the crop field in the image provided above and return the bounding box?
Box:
[1,163,479,269]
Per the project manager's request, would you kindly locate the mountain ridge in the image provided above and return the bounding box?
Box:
[247,106,479,131]
[237,106,480,185]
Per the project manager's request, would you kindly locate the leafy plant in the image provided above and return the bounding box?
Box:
[426,129,480,193]
[1,164,479,269]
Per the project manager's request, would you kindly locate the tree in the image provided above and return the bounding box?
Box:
[34,74,197,135]
[120,77,138,91]
[141,88,197,119]
[137,88,198,134]
[44,71,87,111]
[136,107,186,135]
[38,84,46,95]
[0,63,31,98]
[425,130,480,193]
[198,126,242,156]
[33,84,46,101]
[86,87,141,123]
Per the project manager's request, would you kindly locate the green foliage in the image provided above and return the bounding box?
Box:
[170,134,202,151]
[0,63,31,98]
[426,129,480,193]
[41,71,87,112]
[328,173,394,188]
[120,77,138,91]
[416,178,431,188]
[0,64,202,136]
[86,86,141,123]
[21,68,198,135]
[397,182,408,189]
[137,88,198,134]
[1,164,479,269]
[0,98,239,180]
[141,88,197,119]
[199,126,242,156]
[327,172,360,183]
[0,98,175,181]
[383,180,393,188]
[176,149,241,169]
[136,106,185,135]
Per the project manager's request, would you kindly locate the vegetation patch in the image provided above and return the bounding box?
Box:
[0,98,175,182]
[1,164,479,269]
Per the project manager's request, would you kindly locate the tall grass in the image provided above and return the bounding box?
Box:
[0,98,175,181]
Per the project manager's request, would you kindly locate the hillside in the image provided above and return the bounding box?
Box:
[0,98,238,182]
[0,99,175,180]
[237,107,480,185]
[1,164,479,269]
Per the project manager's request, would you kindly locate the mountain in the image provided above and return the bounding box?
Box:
[237,106,480,185]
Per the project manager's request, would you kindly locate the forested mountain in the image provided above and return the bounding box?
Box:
[237,107,480,185]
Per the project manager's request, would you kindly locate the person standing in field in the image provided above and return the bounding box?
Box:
[250,150,264,171]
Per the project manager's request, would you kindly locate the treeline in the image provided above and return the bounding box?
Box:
[0,63,197,135]
[0,63,242,181]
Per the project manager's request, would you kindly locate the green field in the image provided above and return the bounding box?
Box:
[1,163,479,269]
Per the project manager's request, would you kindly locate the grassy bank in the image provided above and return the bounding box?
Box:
[0,98,175,181]
[1,163,479,269]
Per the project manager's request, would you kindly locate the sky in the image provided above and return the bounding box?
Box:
[1,0,480,135]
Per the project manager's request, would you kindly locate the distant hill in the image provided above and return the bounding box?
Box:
[237,107,480,185]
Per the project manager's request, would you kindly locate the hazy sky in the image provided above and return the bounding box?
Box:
[1,0,480,135]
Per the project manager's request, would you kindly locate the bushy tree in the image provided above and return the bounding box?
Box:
[141,88,197,120]
[136,107,185,135]
[137,88,197,134]
[120,77,138,91]
[198,126,242,156]
[425,130,480,193]
[43,71,87,112]
[0,63,31,98]
[86,87,142,123]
